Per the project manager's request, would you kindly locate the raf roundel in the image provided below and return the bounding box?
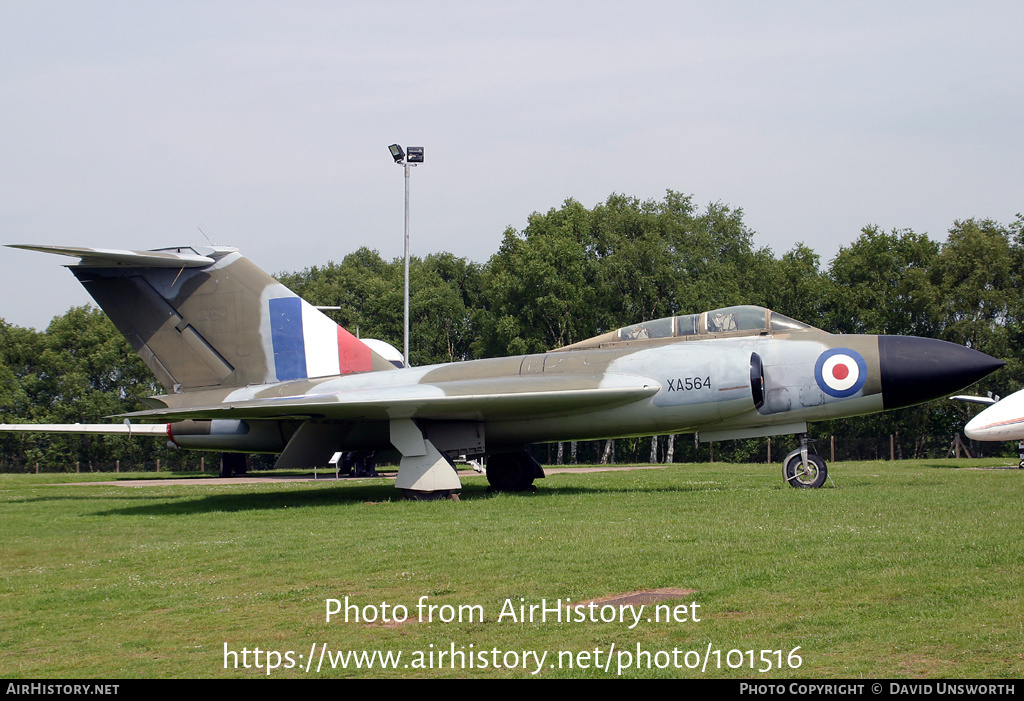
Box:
[814,348,868,398]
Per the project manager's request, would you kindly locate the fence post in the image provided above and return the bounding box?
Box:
[831,435,835,463]
[156,458,160,472]
[890,435,895,461]
[75,461,79,473]
[767,437,771,464]
[116,459,119,473]
[201,456,205,472]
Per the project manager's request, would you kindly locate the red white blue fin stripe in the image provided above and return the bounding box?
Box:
[269,297,371,381]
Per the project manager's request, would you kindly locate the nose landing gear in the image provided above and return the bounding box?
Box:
[782,434,828,488]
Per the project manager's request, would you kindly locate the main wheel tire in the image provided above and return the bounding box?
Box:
[784,453,828,488]
[486,453,537,492]
[219,452,246,478]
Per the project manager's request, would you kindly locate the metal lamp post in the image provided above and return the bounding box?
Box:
[388,144,423,367]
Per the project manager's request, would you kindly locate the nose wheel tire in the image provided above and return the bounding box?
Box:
[784,453,827,488]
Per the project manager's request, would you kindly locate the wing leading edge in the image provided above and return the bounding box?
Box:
[116,374,660,423]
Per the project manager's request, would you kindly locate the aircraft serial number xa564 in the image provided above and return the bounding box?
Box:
[666,378,712,392]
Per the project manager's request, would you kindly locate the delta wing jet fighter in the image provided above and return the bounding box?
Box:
[1,244,1005,494]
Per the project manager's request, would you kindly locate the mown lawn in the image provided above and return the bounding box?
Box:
[1,459,1020,678]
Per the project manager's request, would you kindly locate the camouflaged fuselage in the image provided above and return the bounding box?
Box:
[5,245,1005,466]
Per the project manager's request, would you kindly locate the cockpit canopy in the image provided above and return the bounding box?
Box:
[557,305,815,351]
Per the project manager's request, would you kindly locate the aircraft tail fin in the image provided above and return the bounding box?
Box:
[9,244,398,393]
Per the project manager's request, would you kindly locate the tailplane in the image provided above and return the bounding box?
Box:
[9,244,397,393]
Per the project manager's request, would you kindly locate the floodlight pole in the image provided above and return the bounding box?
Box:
[388,143,421,368]
[402,159,410,368]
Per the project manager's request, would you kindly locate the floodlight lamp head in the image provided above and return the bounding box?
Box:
[388,144,405,163]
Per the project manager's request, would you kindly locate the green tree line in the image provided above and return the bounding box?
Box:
[2,191,1022,470]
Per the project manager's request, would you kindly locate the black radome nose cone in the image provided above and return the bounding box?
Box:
[879,336,1005,410]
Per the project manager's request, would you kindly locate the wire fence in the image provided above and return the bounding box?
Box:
[1,456,216,474]
[536,433,1013,466]
[2,433,1014,474]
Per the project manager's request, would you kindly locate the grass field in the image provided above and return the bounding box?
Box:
[1,459,1021,679]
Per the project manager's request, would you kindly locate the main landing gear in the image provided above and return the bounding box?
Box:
[485,450,545,492]
[219,452,247,478]
[782,434,828,488]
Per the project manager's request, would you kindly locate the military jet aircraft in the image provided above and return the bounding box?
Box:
[950,390,1024,468]
[962,389,1024,443]
[1,244,1005,495]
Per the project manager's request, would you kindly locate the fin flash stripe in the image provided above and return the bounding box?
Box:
[269,297,371,380]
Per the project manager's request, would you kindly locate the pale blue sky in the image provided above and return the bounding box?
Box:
[2,1,1021,328]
